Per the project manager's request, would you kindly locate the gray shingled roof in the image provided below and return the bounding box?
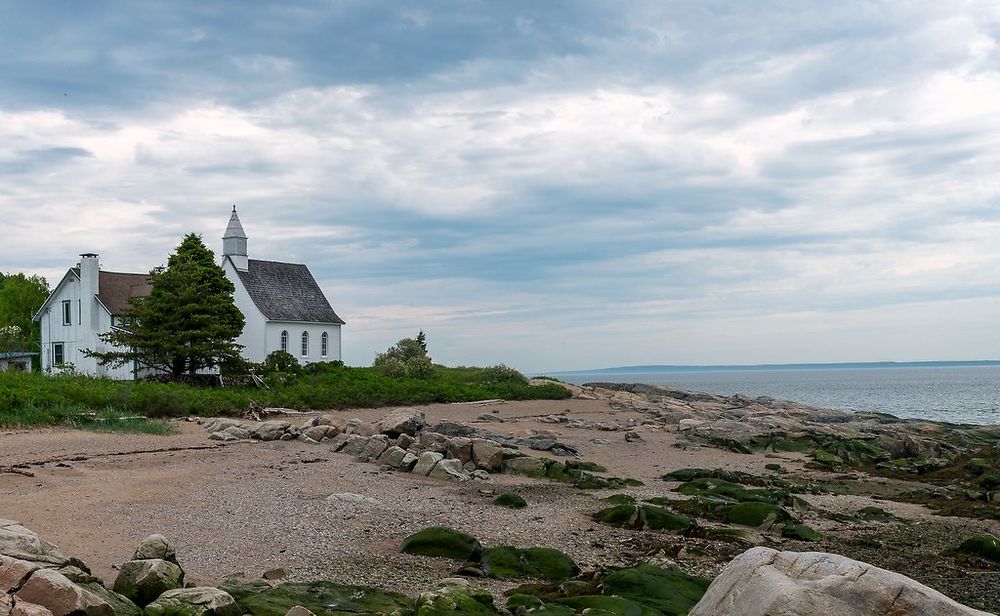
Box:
[236,259,344,324]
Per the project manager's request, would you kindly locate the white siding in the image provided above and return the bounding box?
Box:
[223,258,269,362]
[265,321,341,364]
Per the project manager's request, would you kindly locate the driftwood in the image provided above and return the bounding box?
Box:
[243,400,306,422]
[450,399,506,406]
[76,412,148,422]
[1,467,35,477]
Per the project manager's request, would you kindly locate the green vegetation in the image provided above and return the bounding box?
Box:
[957,535,1000,563]
[600,565,710,615]
[374,331,434,378]
[0,363,568,428]
[479,546,580,581]
[221,580,414,616]
[593,504,692,532]
[493,492,528,509]
[781,523,821,541]
[0,272,49,370]
[87,234,245,377]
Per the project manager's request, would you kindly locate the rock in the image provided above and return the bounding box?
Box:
[414,578,498,615]
[781,523,821,542]
[202,418,243,433]
[476,413,504,423]
[77,583,142,616]
[426,422,477,438]
[503,457,547,477]
[220,580,411,615]
[344,419,377,437]
[378,446,418,471]
[479,547,579,581]
[112,559,184,607]
[429,458,472,482]
[399,528,483,561]
[133,534,177,563]
[0,555,38,592]
[262,568,288,580]
[144,587,241,616]
[326,493,378,505]
[357,434,391,462]
[445,437,474,464]
[339,435,371,457]
[327,433,351,452]
[9,602,53,616]
[0,519,72,566]
[14,568,114,616]
[601,564,709,616]
[471,469,490,480]
[418,432,449,452]
[301,425,338,442]
[594,504,691,532]
[688,547,992,616]
[55,565,101,584]
[957,534,1000,563]
[396,433,415,449]
[399,452,419,471]
[375,408,426,437]
[252,420,291,441]
[285,607,316,616]
[492,493,527,509]
[471,440,505,472]
[624,429,643,442]
[412,452,444,476]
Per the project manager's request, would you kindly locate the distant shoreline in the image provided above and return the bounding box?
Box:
[541,359,1000,376]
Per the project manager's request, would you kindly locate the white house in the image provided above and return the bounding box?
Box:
[32,208,344,378]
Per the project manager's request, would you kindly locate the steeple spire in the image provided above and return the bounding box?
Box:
[223,206,248,271]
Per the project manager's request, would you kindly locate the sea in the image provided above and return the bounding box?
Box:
[547,362,1000,426]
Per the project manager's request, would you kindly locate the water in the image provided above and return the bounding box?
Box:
[552,364,1000,425]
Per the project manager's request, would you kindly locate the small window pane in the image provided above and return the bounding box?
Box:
[280,330,288,352]
[301,331,309,357]
[62,301,71,326]
[321,332,328,357]
[53,343,64,365]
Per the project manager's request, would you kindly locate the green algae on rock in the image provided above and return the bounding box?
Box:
[479,546,580,581]
[415,578,499,616]
[957,535,1000,563]
[725,502,791,527]
[493,492,528,509]
[781,523,821,541]
[221,580,414,616]
[400,527,483,561]
[601,564,710,616]
[593,504,691,532]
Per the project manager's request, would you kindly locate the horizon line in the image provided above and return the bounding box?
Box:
[541,359,1000,375]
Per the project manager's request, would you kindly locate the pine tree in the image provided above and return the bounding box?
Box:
[87,234,245,377]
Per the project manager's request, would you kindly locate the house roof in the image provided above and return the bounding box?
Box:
[71,268,152,315]
[223,208,247,239]
[235,259,345,324]
[0,352,37,359]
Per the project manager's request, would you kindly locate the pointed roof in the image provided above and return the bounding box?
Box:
[223,206,247,239]
[234,259,345,324]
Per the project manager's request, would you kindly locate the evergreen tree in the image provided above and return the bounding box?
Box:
[87,234,245,377]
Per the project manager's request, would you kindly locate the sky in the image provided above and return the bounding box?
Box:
[2,1,999,372]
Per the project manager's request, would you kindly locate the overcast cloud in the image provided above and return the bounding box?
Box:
[2,1,998,371]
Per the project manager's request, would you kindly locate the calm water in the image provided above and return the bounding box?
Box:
[555,365,1000,425]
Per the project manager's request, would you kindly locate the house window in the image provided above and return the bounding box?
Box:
[280,330,288,353]
[321,332,328,357]
[53,343,64,366]
[61,300,71,326]
[301,331,309,357]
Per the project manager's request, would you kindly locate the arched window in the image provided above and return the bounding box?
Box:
[321,332,329,357]
[280,330,288,353]
[301,331,309,357]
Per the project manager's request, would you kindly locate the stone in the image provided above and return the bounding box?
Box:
[957,535,1000,563]
[10,602,53,616]
[412,452,444,476]
[14,568,114,616]
[55,565,101,584]
[220,580,411,615]
[0,519,71,566]
[252,420,290,441]
[144,587,241,616]
[202,418,243,433]
[0,555,38,592]
[688,547,992,616]
[429,458,472,481]
[133,534,177,563]
[112,558,184,607]
[77,583,142,616]
[492,493,527,509]
[377,446,409,469]
[601,564,709,616]
[624,430,643,442]
[399,528,482,561]
[357,435,390,462]
[327,433,351,452]
[344,419,377,437]
[445,437,474,464]
[375,408,426,437]
[326,493,378,505]
[301,425,338,442]
[471,469,490,480]
[476,413,504,423]
[503,456,547,477]
[339,435,371,457]
[396,433,415,449]
[285,608,317,616]
[262,568,288,580]
[479,547,579,581]
[471,439,505,472]
[414,578,498,616]
[418,432,449,452]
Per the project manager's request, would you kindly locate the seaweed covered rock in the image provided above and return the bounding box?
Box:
[14,568,114,616]
[493,493,528,509]
[414,578,498,616]
[222,580,413,616]
[144,588,241,616]
[957,535,1000,563]
[601,564,709,616]
[689,547,992,616]
[77,583,142,616]
[593,504,691,532]
[400,528,483,561]
[479,547,579,581]
[112,558,184,607]
[781,523,821,542]
[725,502,790,528]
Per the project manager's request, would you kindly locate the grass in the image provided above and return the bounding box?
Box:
[1,402,179,435]
[0,363,570,430]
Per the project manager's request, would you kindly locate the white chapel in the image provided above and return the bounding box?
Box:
[33,208,344,378]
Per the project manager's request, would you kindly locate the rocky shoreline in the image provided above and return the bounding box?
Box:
[1,380,998,614]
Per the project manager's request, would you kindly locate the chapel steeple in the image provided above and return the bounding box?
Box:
[223,205,249,271]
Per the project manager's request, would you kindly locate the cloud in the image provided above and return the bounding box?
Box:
[0,1,998,370]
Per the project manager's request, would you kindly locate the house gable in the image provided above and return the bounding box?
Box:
[234,258,345,324]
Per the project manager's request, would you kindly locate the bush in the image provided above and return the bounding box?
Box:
[374,334,434,378]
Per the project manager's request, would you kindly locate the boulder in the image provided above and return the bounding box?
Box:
[479,547,579,581]
[202,418,243,433]
[339,435,371,457]
[327,433,351,452]
[689,547,992,616]
[503,457,547,477]
[418,432,449,452]
[301,425,338,442]
[414,578,497,615]
[396,433,415,450]
[78,583,142,616]
[14,569,113,616]
[112,559,184,607]
[377,446,412,470]
[133,534,177,563]
[0,555,38,592]
[357,435,391,462]
[285,608,317,616]
[0,519,71,566]
[375,408,426,437]
[344,419,377,437]
[10,602,53,616]
[445,438,474,464]
[471,440,505,472]
[429,458,472,482]
[399,528,482,561]
[253,420,290,441]
[412,452,444,476]
[144,587,241,616]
